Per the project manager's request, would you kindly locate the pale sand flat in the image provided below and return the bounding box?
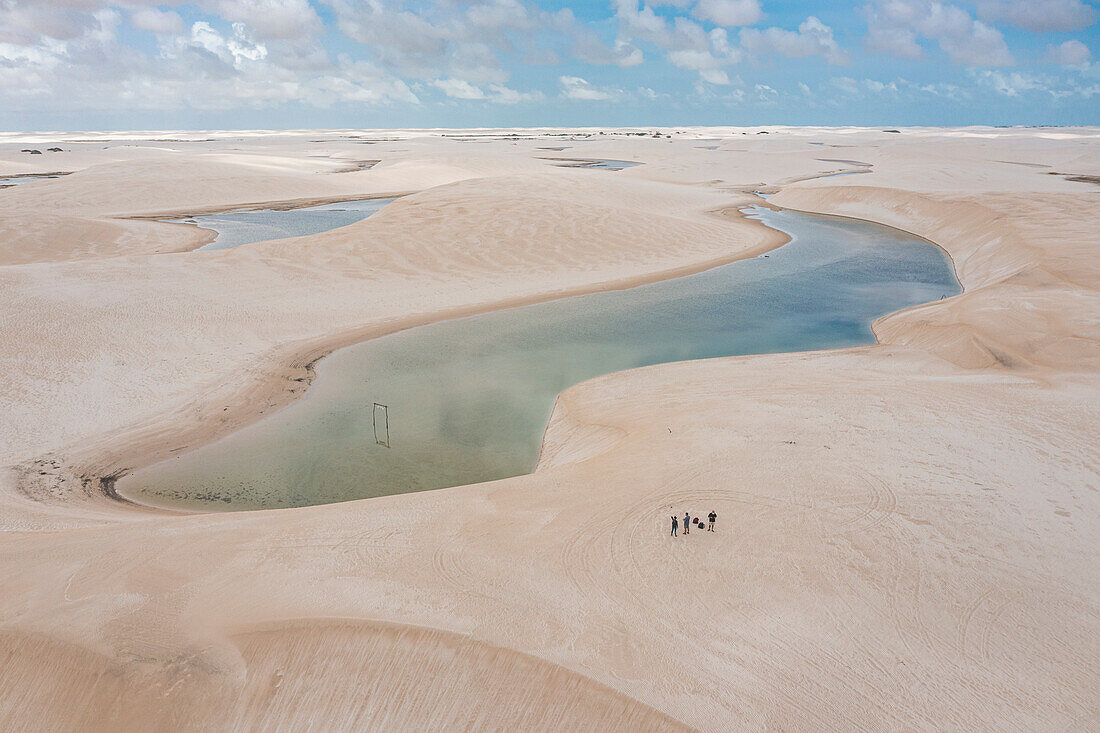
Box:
[0,128,1097,730]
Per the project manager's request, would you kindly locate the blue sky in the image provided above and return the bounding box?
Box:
[0,1,1096,130]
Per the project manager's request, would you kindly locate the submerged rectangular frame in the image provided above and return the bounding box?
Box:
[373,402,390,448]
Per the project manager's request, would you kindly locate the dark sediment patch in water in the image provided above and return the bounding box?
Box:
[119,206,961,511]
[1048,172,1100,186]
[816,158,872,167]
[0,171,72,188]
[537,158,643,170]
[812,170,871,180]
[329,160,380,173]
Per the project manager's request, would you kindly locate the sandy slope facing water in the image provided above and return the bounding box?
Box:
[0,128,1097,730]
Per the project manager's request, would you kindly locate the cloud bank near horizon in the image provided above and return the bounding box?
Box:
[0,0,1096,129]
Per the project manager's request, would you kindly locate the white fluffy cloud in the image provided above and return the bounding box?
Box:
[0,3,93,44]
[824,75,971,101]
[692,0,763,27]
[611,2,743,83]
[215,0,322,41]
[431,78,487,100]
[429,77,539,103]
[299,59,419,106]
[129,8,184,35]
[863,0,1013,67]
[832,76,900,96]
[668,48,731,84]
[327,0,632,84]
[0,2,427,113]
[613,1,847,83]
[558,75,621,100]
[739,16,850,65]
[1046,40,1092,66]
[0,0,1096,120]
[970,69,1052,96]
[970,67,1100,99]
[0,0,610,113]
[974,0,1097,32]
[753,82,777,101]
[184,21,267,68]
[572,29,643,67]
[830,68,1100,103]
[486,83,543,103]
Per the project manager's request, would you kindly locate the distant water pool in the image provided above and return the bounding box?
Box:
[541,158,643,170]
[0,173,66,187]
[176,198,395,251]
[815,170,870,179]
[119,206,960,510]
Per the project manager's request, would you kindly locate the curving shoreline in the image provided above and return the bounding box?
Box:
[44,200,790,514]
[117,192,416,255]
[2,130,1096,730]
[68,195,965,517]
[116,204,960,511]
[14,182,1030,526]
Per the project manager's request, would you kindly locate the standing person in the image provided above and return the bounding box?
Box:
[683,512,691,535]
[671,515,678,537]
[708,510,717,532]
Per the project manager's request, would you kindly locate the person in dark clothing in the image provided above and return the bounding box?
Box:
[707,511,717,532]
[683,512,691,535]
[671,515,678,536]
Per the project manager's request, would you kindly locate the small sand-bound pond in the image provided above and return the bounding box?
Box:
[0,172,69,187]
[539,158,643,170]
[119,205,960,510]
[176,197,395,251]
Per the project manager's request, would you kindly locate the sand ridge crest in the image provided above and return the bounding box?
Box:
[0,128,1097,730]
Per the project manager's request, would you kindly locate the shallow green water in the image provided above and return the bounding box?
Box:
[547,158,642,169]
[177,197,394,251]
[119,205,960,510]
[0,174,65,186]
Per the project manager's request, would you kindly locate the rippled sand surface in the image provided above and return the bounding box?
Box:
[0,127,1097,730]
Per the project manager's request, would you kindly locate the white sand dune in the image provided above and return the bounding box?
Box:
[0,128,1097,730]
